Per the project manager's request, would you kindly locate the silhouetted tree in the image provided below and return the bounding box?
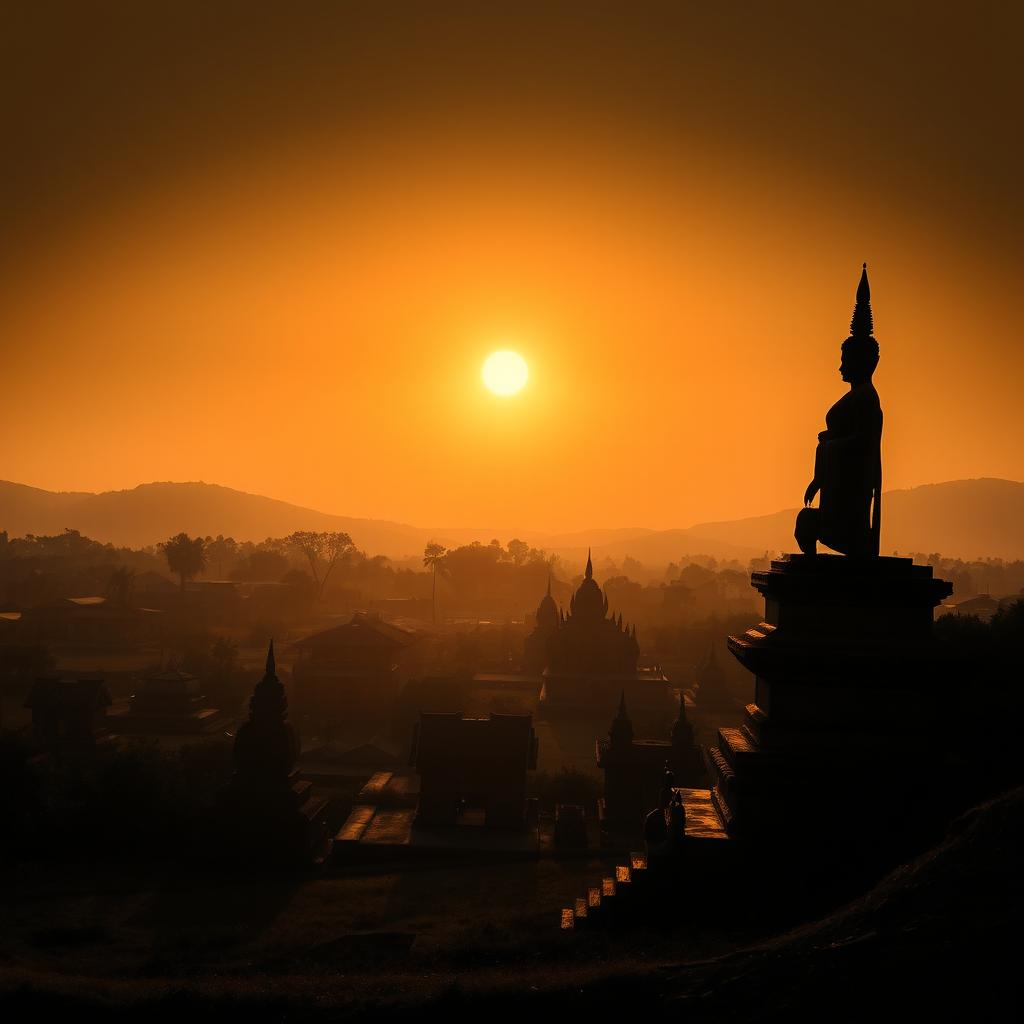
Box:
[231,548,290,581]
[203,534,238,578]
[507,538,530,565]
[287,530,354,602]
[105,565,135,608]
[423,542,448,623]
[159,533,207,592]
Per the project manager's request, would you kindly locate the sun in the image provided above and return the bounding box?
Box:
[482,350,529,396]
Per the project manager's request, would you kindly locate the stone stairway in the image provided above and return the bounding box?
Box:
[705,703,804,837]
[559,787,733,930]
[560,853,651,930]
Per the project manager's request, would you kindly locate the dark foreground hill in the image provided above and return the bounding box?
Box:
[0,787,1020,1022]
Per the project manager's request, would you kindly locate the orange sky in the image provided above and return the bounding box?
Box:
[1,5,1021,533]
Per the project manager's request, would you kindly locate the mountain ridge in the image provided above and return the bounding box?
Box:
[1,477,1021,563]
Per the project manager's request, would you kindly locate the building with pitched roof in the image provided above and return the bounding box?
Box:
[290,611,425,730]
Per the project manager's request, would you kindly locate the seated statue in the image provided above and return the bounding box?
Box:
[796,264,882,557]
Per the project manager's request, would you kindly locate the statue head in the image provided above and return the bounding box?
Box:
[840,336,879,385]
[841,263,879,384]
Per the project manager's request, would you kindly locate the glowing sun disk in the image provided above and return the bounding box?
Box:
[482,349,529,396]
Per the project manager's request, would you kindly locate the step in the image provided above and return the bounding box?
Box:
[680,787,731,841]
[334,804,376,843]
[718,727,759,770]
[356,771,394,802]
[707,746,736,790]
[744,703,769,742]
[711,784,738,836]
[728,622,777,649]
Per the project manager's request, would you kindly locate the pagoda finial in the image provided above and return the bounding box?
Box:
[585,548,593,579]
[265,638,276,678]
[849,262,874,338]
[546,573,552,598]
[617,689,629,719]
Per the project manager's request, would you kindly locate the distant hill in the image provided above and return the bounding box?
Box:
[0,481,465,557]
[1,477,1020,563]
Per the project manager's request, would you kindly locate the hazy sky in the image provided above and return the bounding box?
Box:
[2,3,1021,532]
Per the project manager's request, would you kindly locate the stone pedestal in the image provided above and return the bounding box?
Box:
[713,554,953,855]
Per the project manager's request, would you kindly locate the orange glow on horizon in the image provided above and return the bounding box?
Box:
[1,102,1020,536]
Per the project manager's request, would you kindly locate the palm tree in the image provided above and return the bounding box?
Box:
[160,533,207,592]
[423,542,448,624]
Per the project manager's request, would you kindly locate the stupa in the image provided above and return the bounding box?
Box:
[216,641,329,864]
[540,552,671,715]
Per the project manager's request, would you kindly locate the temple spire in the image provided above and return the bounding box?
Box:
[265,638,276,678]
[546,573,552,598]
[617,689,629,719]
[585,548,593,579]
[849,262,874,338]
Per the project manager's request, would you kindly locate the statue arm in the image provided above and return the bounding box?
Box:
[804,435,827,505]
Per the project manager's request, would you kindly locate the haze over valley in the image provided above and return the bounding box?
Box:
[2,476,1021,564]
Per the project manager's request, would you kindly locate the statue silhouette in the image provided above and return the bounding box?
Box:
[796,264,882,557]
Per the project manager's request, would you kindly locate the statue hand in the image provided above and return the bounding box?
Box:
[804,480,819,506]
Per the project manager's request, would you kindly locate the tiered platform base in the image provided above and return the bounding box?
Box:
[707,554,953,860]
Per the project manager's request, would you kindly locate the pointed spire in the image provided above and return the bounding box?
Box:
[546,573,552,598]
[617,689,629,719]
[676,689,687,723]
[849,262,874,338]
[265,638,276,678]
[585,548,593,579]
